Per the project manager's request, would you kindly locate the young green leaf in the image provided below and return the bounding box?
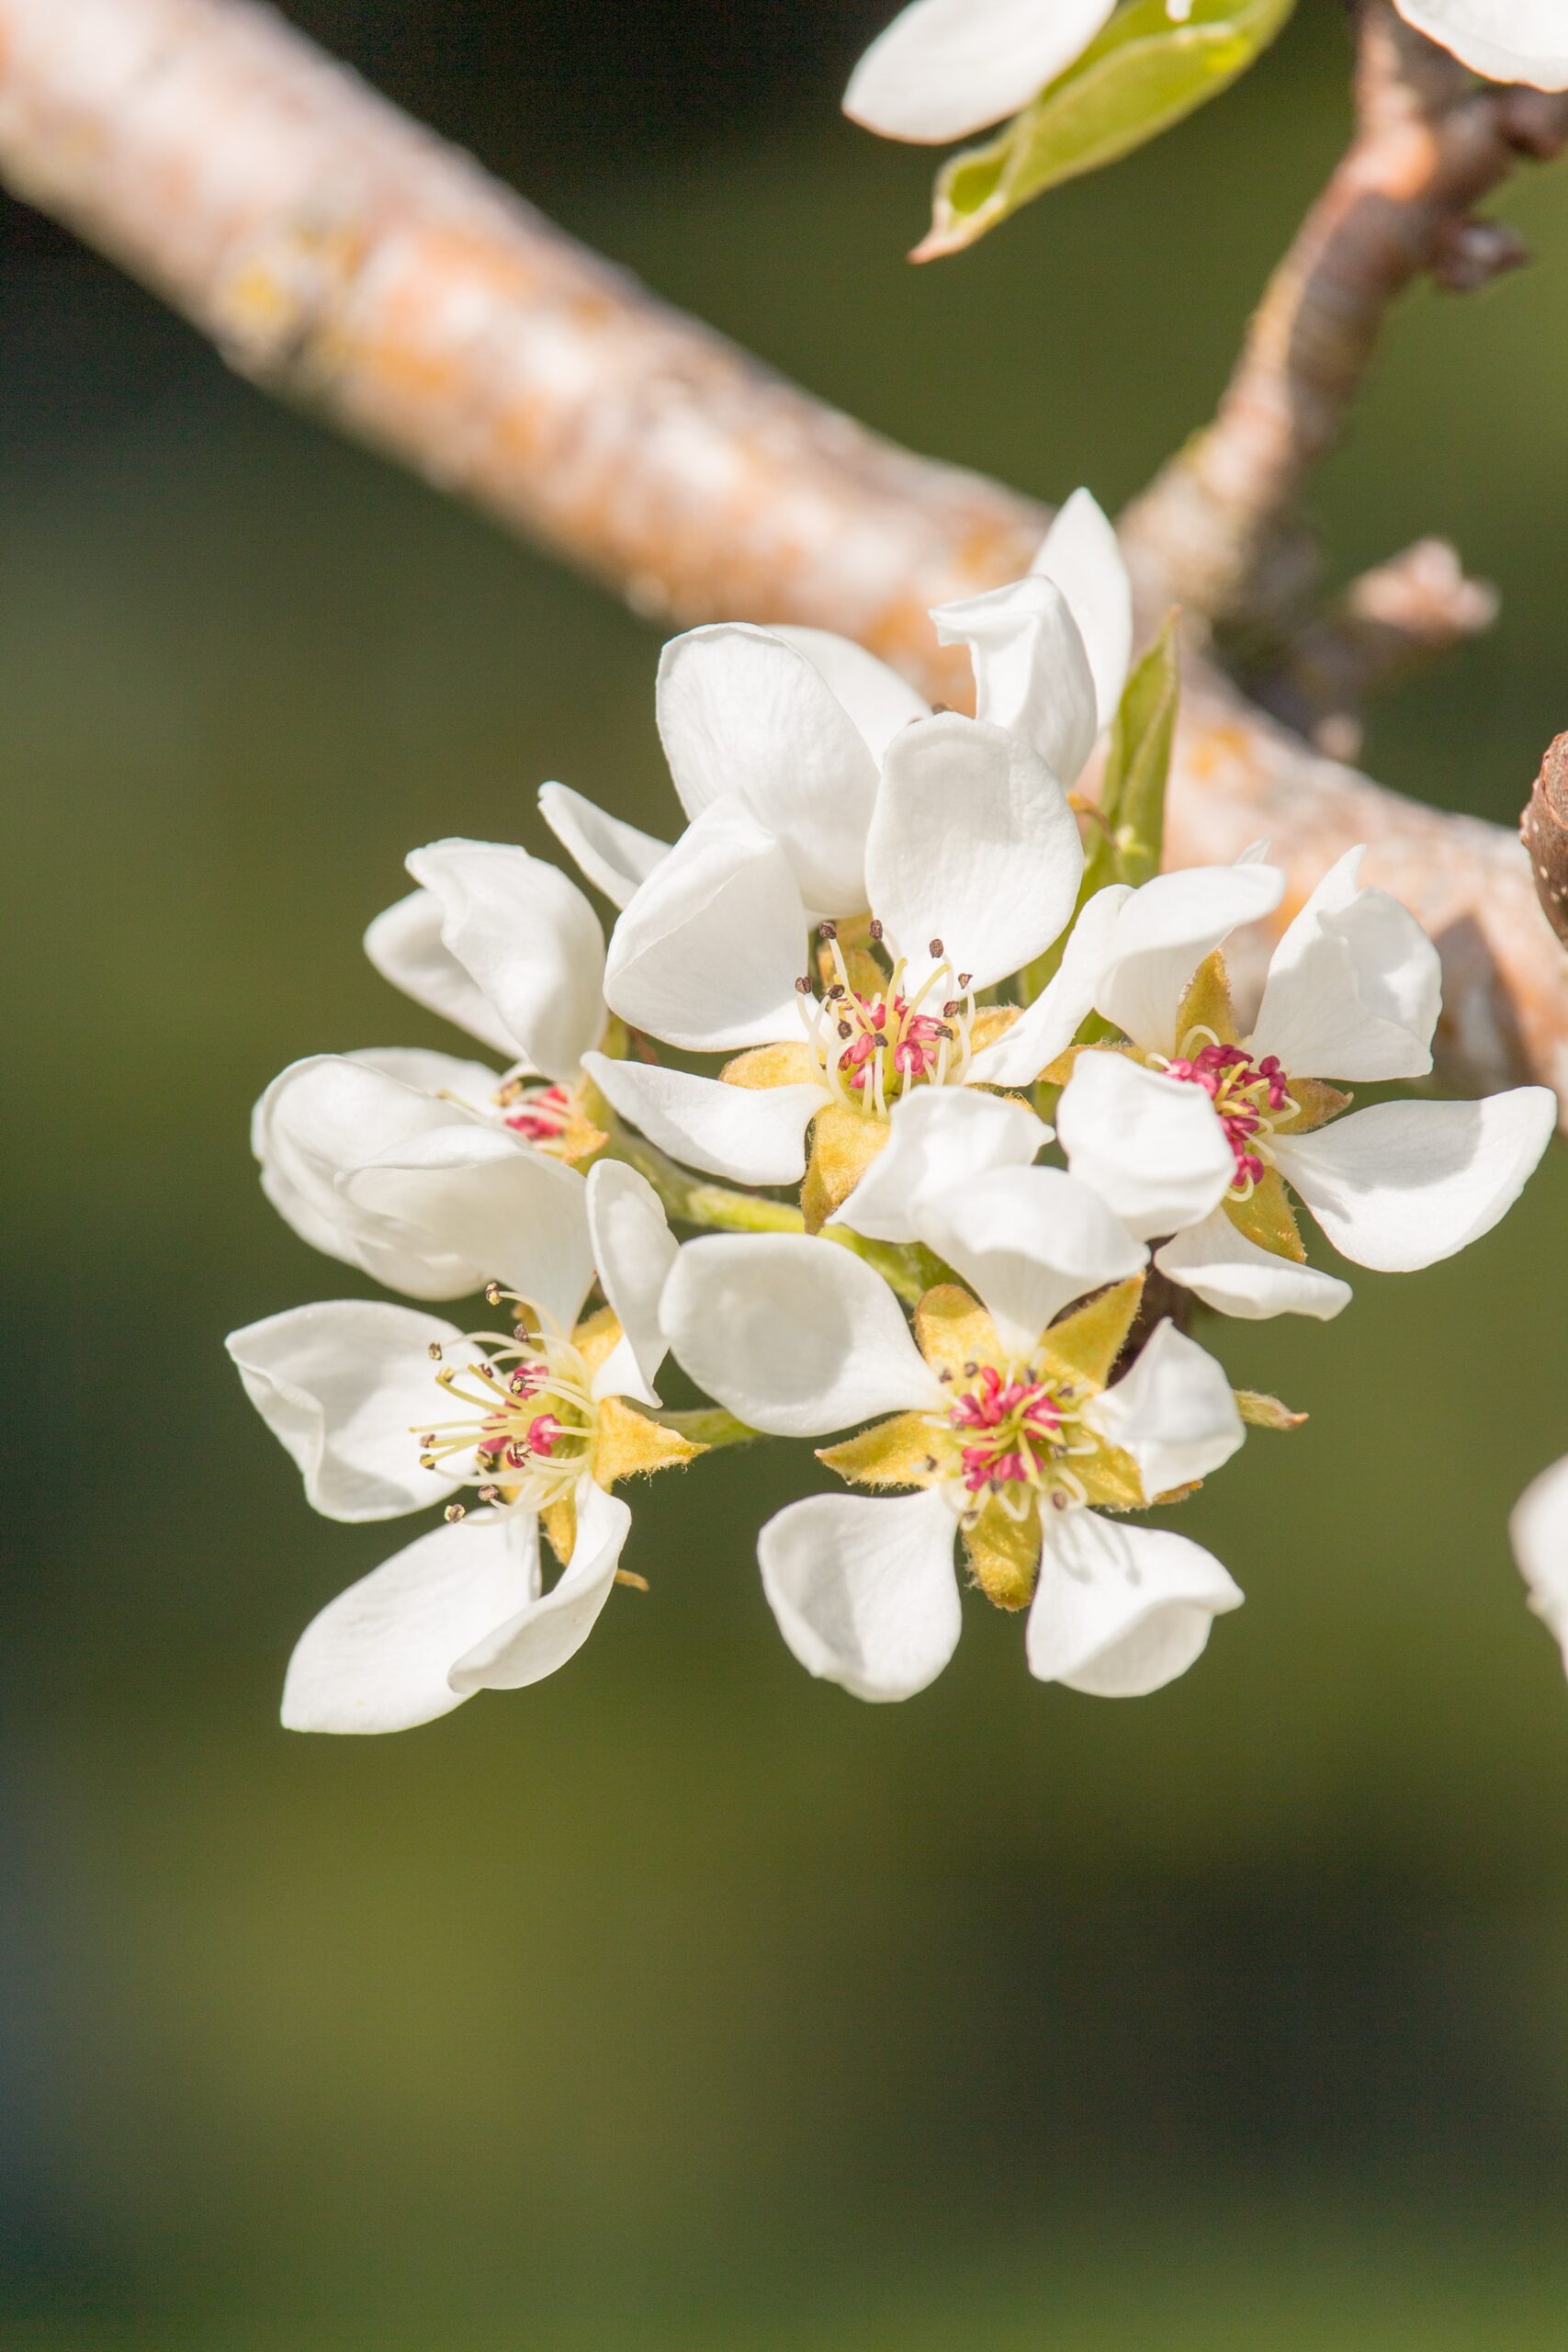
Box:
[1094,609,1179,890]
[915,0,1296,261]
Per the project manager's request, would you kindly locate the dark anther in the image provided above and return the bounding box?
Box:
[929,937,944,958]
[827,982,845,1000]
[795,976,812,994]
[838,1020,853,1039]
[427,1341,444,1361]
[444,1502,468,1523]
[818,920,838,940]
[963,1361,977,1376]
[957,972,973,989]
[869,919,884,941]
[942,999,961,1018]
[478,1485,500,1505]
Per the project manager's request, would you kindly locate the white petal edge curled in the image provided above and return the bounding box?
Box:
[1392,0,1568,89]
[864,713,1083,992]
[1056,1052,1236,1241]
[1031,489,1134,733]
[584,1159,677,1408]
[281,1510,540,1735]
[1094,860,1286,1055]
[1272,1089,1557,1273]
[537,783,671,911]
[1511,1453,1568,1677]
[581,1051,825,1189]
[844,0,1118,143]
[1026,1510,1243,1698]
[661,1233,942,1437]
[405,839,606,1082]
[759,1488,963,1702]
[448,1481,631,1695]
[964,883,1132,1090]
[1248,846,1440,1082]
[1085,1319,1246,1500]
[1155,1210,1352,1322]
[931,574,1099,792]
[827,1085,1050,1246]
[227,1299,461,1521]
[914,1165,1146,1358]
[364,889,522,1058]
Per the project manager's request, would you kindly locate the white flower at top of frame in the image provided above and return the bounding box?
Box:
[227,1162,687,1735]
[1052,846,1557,1320]
[1512,1453,1568,1678]
[842,0,1119,145]
[660,1168,1245,1704]
[1392,0,1568,89]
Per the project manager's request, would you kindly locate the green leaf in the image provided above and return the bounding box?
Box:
[916,0,1296,261]
[1094,609,1179,889]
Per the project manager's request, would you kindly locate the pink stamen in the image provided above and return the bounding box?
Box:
[1165,1040,1292,1191]
[505,1083,571,1142]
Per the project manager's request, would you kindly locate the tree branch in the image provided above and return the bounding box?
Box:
[0,0,1563,1123]
[1119,0,1568,638]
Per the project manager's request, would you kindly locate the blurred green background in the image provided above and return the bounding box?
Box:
[6,3,1568,2344]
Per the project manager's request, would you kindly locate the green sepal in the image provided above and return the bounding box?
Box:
[1235,1389,1309,1431]
[916,0,1297,259]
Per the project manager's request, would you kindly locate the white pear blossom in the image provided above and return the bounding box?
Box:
[1392,0,1568,88]
[843,0,1119,144]
[227,1162,693,1734]
[1511,1453,1568,1677]
[661,1169,1245,1702]
[1052,847,1557,1319]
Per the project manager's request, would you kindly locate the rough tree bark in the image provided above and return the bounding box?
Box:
[0,0,1562,1115]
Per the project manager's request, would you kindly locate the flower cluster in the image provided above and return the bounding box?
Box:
[230,491,1556,1733]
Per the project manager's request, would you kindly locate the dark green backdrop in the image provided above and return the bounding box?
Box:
[6,4,1568,2344]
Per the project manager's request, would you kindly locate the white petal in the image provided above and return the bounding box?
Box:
[656,624,878,913]
[1031,489,1134,733]
[965,883,1132,1089]
[1511,1454,1568,1674]
[660,1234,941,1436]
[345,1125,594,1326]
[766,625,931,761]
[1026,1510,1243,1697]
[1085,1320,1245,1499]
[252,1053,498,1294]
[282,1512,539,1736]
[758,1488,961,1702]
[1392,0,1568,88]
[1155,1209,1352,1322]
[537,783,671,910]
[931,573,1098,789]
[582,1050,824,1187]
[344,1046,514,1106]
[602,800,807,1052]
[827,1085,1049,1245]
[1248,846,1440,1082]
[864,714,1083,991]
[227,1300,460,1521]
[1273,1090,1556,1273]
[363,889,521,1058]
[1056,1052,1235,1241]
[448,1480,629,1694]
[914,1165,1146,1357]
[844,0,1117,141]
[584,1159,677,1408]
[1095,861,1286,1055]
[404,839,606,1083]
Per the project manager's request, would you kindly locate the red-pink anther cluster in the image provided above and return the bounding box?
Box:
[840,994,945,1091]
[1165,1040,1291,1191]
[504,1082,572,1143]
[950,1366,1066,1496]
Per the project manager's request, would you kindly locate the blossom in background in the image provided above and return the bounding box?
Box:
[1051,848,1556,1318]
[1512,1454,1568,1677]
[227,1161,693,1733]
[1392,0,1568,89]
[843,0,1118,145]
[570,497,1131,1223]
[663,1167,1245,1702]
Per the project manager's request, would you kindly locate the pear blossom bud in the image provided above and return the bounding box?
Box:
[1522,731,1568,945]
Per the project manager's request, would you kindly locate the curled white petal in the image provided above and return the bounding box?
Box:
[1512,1454,1568,1676]
[1056,1052,1235,1241]
[964,884,1131,1090]
[405,838,606,1082]
[914,1165,1146,1358]
[1027,1510,1243,1697]
[1031,489,1134,733]
[1094,860,1286,1055]
[582,1051,824,1188]
[1085,1320,1245,1499]
[227,1299,461,1521]
[282,1512,539,1736]
[1248,846,1440,1082]
[603,800,807,1052]
[537,783,670,910]
[584,1159,677,1408]
[766,625,931,761]
[448,1481,629,1695]
[364,889,521,1057]
[864,713,1083,991]
[844,0,1118,143]
[1392,0,1568,88]
[828,1085,1048,1246]
[1155,1209,1352,1322]
[759,1488,962,1702]
[661,1234,941,1437]
[931,573,1098,790]
[1273,1090,1556,1272]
